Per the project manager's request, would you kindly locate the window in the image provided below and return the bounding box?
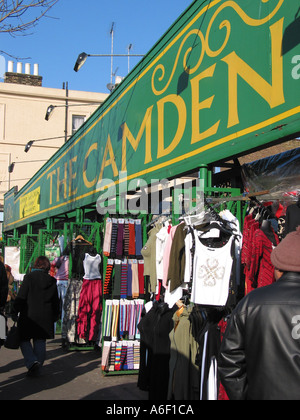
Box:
[72,115,86,134]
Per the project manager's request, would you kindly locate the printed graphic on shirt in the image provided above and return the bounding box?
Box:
[198,258,225,288]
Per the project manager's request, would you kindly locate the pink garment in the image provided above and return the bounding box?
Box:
[103,219,112,256]
[162,224,179,288]
[77,279,102,342]
[53,256,69,281]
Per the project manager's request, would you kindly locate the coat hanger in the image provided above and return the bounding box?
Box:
[73,234,92,245]
[199,221,234,236]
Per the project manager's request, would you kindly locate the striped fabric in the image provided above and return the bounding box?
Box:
[103,300,113,339]
[124,222,130,256]
[101,339,140,372]
[114,342,122,371]
[110,221,118,257]
[108,342,116,371]
[111,300,120,341]
[103,299,144,341]
[131,261,139,299]
[116,222,124,258]
[120,343,127,370]
[103,262,114,296]
[128,222,136,257]
[103,219,112,256]
[126,342,134,370]
[133,341,140,370]
[120,260,128,299]
[101,341,111,371]
[127,263,132,298]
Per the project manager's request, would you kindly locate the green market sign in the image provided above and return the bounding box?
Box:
[4,0,300,231]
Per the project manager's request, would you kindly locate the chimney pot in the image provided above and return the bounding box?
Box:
[16,62,22,73]
[33,63,39,76]
[7,61,14,72]
[25,63,31,75]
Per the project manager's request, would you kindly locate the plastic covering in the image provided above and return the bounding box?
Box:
[241,146,300,201]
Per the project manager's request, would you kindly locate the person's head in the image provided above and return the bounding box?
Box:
[34,256,51,273]
[271,226,300,277]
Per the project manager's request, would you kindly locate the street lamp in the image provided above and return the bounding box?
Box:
[74,52,89,72]
[45,102,102,121]
[8,160,48,173]
[74,52,145,72]
[24,136,66,153]
[74,23,144,90]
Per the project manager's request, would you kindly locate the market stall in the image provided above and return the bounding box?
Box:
[2,0,300,400]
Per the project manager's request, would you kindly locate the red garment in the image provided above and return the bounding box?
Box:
[138,262,144,296]
[77,279,102,342]
[249,229,279,289]
[128,223,136,256]
[242,215,260,294]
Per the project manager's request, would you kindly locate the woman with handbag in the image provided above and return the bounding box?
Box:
[12,256,60,377]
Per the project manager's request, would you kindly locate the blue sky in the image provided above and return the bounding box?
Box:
[1,0,193,93]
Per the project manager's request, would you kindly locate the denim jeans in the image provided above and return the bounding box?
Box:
[20,339,46,370]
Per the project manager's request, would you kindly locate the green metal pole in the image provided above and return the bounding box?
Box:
[199,164,208,189]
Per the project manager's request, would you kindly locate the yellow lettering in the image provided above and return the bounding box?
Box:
[56,162,68,202]
[47,170,56,205]
[69,156,78,197]
[83,143,98,189]
[98,134,119,182]
[121,106,153,171]
[190,64,220,144]
[157,94,187,158]
[222,18,285,128]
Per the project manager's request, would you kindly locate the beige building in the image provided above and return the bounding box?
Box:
[0,61,108,220]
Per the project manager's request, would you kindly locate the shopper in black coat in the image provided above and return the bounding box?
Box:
[13,256,60,377]
[218,227,300,400]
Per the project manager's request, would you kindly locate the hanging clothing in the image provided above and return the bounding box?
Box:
[249,228,279,289]
[156,225,169,281]
[141,224,162,293]
[168,223,187,292]
[77,279,102,342]
[168,305,200,400]
[71,240,96,279]
[135,221,143,258]
[83,253,101,280]
[56,280,68,331]
[137,301,177,399]
[62,279,87,344]
[191,233,235,307]
[52,256,69,281]
[283,203,300,237]
[103,218,112,256]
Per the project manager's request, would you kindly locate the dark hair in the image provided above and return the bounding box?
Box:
[34,256,51,272]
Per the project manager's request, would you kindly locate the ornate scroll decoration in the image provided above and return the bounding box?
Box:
[151,0,284,96]
[151,29,206,96]
[205,0,284,58]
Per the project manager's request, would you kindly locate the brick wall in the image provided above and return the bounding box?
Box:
[4,72,43,87]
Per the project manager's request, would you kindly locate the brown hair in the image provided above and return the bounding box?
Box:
[34,256,51,272]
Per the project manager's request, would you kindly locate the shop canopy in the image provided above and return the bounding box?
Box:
[4,0,300,232]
